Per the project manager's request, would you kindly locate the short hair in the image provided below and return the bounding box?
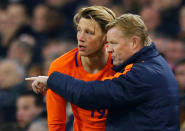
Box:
[17,90,44,107]
[176,57,185,67]
[73,6,116,33]
[0,59,25,78]
[106,13,152,46]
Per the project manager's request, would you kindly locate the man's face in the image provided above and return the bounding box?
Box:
[77,18,105,57]
[33,6,48,32]
[165,41,184,64]
[107,26,134,66]
[0,61,20,89]
[16,96,41,128]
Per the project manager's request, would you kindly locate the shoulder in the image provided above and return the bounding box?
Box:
[129,59,173,84]
[129,61,160,77]
[49,48,78,74]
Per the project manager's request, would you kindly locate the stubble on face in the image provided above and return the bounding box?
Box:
[107,27,132,66]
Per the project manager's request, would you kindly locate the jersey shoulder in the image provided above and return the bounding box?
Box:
[48,48,78,75]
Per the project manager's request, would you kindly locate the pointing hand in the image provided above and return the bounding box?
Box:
[25,76,49,94]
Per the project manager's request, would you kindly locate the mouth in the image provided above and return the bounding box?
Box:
[17,119,23,125]
[78,45,86,51]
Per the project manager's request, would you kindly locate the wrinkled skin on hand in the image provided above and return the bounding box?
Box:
[25,76,48,94]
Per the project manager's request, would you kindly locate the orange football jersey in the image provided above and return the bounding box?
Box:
[47,48,115,131]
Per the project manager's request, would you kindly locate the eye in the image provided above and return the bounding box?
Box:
[110,41,117,45]
[105,42,110,45]
[86,30,94,35]
[107,42,112,45]
[77,27,81,32]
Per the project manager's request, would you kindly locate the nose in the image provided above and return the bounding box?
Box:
[106,45,113,53]
[77,32,85,42]
[16,109,22,120]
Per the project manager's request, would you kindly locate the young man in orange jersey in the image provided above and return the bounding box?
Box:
[28,6,116,131]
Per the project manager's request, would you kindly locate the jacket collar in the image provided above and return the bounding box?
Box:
[113,43,160,72]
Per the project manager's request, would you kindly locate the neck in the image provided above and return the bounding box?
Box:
[81,48,109,74]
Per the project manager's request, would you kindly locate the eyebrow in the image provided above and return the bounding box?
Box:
[77,24,95,33]
[108,40,116,43]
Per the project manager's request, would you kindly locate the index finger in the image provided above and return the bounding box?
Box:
[25,77,38,81]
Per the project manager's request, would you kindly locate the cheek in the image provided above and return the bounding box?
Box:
[23,111,30,118]
[115,46,124,56]
[180,76,185,82]
[77,33,80,39]
[117,49,129,61]
[24,112,35,121]
[89,40,103,49]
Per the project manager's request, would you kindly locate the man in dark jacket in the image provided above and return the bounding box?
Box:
[27,14,179,131]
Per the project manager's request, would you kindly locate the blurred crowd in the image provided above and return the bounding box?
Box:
[0,0,184,131]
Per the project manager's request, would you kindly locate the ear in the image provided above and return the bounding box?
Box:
[131,36,141,49]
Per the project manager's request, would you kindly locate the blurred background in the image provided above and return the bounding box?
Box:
[0,0,184,131]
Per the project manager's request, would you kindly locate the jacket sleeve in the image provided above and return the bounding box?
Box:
[47,68,154,110]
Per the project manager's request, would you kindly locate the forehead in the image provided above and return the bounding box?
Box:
[78,18,100,30]
[177,63,185,70]
[181,7,185,15]
[0,62,15,72]
[167,41,183,49]
[107,26,123,40]
[17,96,35,105]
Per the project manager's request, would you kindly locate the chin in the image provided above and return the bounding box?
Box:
[113,62,119,66]
[79,51,88,57]
[113,61,123,66]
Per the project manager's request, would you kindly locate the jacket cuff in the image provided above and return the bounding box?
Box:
[47,72,58,89]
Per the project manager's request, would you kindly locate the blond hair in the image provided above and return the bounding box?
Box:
[106,13,152,46]
[73,6,116,33]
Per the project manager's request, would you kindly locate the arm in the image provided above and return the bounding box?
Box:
[47,89,66,131]
[46,60,67,131]
[47,68,153,110]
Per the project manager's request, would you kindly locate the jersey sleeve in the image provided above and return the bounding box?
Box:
[47,60,67,131]
[47,89,66,131]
